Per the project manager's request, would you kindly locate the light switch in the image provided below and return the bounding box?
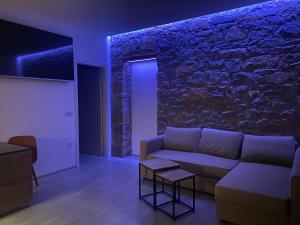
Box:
[65,111,73,117]
[66,142,73,148]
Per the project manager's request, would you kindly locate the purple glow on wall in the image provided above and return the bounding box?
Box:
[106,35,112,157]
[17,45,72,61]
[112,0,293,38]
[108,0,300,157]
[16,45,74,80]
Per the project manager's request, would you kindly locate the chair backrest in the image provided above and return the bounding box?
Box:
[8,136,37,163]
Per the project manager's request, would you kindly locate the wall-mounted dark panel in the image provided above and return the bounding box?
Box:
[0,19,74,80]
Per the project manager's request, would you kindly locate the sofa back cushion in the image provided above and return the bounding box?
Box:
[241,135,295,167]
[198,128,243,159]
[164,127,201,152]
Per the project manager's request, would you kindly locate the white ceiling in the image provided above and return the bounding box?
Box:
[0,0,269,36]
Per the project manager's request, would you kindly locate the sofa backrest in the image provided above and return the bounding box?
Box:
[198,128,243,159]
[241,135,295,167]
[164,127,202,152]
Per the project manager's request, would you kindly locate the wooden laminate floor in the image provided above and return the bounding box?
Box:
[0,155,228,225]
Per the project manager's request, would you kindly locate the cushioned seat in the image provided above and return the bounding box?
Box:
[216,162,291,214]
[147,149,239,178]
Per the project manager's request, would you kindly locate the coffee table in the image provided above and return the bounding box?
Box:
[139,159,180,209]
[156,168,195,219]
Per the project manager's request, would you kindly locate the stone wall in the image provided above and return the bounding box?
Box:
[110,0,300,157]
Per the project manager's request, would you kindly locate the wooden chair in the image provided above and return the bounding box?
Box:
[8,136,39,186]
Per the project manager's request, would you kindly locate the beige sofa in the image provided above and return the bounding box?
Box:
[140,127,300,225]
[141,127,243,194]
[216,135,299,225]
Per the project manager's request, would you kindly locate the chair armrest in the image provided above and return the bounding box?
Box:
[140,135,164,161]
[290,147,300,225]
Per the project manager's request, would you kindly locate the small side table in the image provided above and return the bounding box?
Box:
[139,159,180,209]
[156,169,195,220]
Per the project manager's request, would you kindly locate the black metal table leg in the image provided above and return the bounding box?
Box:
[178,181,181,201]
[193,176,195,211]
[162,178,165,192]
[172,181,176,220]
[153,171,157,209]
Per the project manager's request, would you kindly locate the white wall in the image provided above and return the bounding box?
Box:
[73,33,106,66]
[0,7,106,176]
[131,60,158,155]
[0,77,76,176]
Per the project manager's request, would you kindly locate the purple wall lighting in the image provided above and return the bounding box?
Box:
[17,45,72,61]
[112,0,298,38]
[108,0,300,157]
[16,45,74,80]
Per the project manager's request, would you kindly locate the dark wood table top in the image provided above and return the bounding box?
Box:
[0,142,30,156]
[140,158,179,171]
[156,169,195,183]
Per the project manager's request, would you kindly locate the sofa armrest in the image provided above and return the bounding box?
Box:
[290,147,300,225]
[140,135,164,161]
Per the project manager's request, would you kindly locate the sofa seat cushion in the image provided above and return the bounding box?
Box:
[216,162,291,214]
[164,127,202,152]
[198,128,243,159]
[147,150,239,178]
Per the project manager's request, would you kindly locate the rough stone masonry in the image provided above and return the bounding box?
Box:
[110,0,300,157]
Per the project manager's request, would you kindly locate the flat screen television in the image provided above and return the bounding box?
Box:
[0,19,74,81]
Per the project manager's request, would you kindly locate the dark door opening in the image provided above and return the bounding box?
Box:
[77,64,104,156]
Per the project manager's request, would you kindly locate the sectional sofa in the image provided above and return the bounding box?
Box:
[140,127,300,225]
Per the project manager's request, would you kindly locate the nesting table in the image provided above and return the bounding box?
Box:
[139,159,180,209]
[139,159,195,219]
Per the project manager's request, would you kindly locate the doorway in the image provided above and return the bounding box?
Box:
[77,64,104,156]
[131,59,158,155]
